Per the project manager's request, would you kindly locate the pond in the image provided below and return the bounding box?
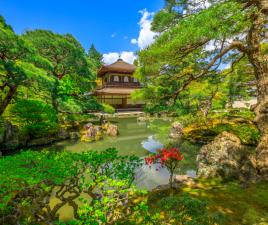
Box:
[43,117,200,190]
[42,117,200,221]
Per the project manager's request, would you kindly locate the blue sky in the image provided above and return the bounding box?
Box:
[0,0,164,63]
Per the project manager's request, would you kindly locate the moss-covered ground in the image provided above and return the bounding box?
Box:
[148,179,268,225]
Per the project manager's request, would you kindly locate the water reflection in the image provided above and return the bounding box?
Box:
[186,170,196,178]
[136,165,197,190]
[136,164,170,190]
[34,117,199,221]
[141,135,164,153]
[39,117,198,190]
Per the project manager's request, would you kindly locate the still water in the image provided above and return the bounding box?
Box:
[44,117,198,190]
[46,117,169,156]
[45,117,199,221]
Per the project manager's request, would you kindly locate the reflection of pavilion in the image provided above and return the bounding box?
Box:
[95,59,144,111]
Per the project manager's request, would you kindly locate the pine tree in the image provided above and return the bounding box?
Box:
[88,44,103,70]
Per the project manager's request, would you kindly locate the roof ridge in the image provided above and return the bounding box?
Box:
[106,59,135,67]
[98,58,136,77]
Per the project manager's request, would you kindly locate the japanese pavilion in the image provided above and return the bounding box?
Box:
[95,59,143,111]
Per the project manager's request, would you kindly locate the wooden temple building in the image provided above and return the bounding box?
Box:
[95,59,143,111]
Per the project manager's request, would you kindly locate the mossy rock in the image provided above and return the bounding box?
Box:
[184,118,260,146]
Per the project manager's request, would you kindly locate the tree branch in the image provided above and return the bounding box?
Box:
[169,41,248,103]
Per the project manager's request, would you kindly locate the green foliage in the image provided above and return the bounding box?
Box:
[0,16,51,115]
[151,9,178,33]
[180,179,268,224]
[135,0,258,122]
[210,123,260,145]
[149,1,247,55]
[76,180,158,225]
[22,29,99,114]
[2,148,266,224]
[134,0,265,157]
[0,150,80,220]
[9,99,58,138]
[225,58,256,107]
[88,44,103,70]
[0,16,103,144]
[101,103,115,114]
[183,116,260,145]
[0,148,142,224]
[154,194,222,225]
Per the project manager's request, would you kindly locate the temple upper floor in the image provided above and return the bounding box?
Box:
[98,73,141,88]
[97,59,141,89]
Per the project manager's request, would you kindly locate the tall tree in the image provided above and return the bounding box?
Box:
[23,30,98,113]
[137,0,268,177]
[88,44,103,70]
[0,16,52,115]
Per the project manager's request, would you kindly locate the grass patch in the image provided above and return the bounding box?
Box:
[148,179,268,225]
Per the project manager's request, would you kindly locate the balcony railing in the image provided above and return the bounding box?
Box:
[98,82,141,89]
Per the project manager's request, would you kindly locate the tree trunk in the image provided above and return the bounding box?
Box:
[246,1,268,178]
[169,170,174,196]
[0,85,17,115]
[169,171,174,190]
[254,68,268,178]
[51,79,59,123]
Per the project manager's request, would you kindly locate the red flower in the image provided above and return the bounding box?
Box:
[144,147,184,166]
[144,147,184,190]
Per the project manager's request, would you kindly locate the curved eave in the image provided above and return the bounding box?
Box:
[98,68,135,77]
[95,88,137,95]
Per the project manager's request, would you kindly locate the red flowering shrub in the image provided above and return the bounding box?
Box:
[145,148,184,190]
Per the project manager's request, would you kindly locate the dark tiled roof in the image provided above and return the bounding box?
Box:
[98,59,136,76]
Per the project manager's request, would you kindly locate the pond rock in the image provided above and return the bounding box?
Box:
[0,121,29,151]
[197,131,257,181]
[57,128,70,140]
[174,175,197,187]
[70,132,80,140]
[137,116,149,122]
[81,123,103,142]
[174,175,191,183]
[152,183,181,192]
[169,121,184,141]
[104,123,119,137]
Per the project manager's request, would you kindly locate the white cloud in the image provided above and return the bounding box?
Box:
[103,9,156,66]
[102,52,137,65]
[131,9,158,49]
[131,38,138,44]
[103,52,120,64]
[121,51,137,64]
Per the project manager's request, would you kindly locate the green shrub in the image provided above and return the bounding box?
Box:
[101,103,115,114]
[211,123,260,145]
[184,119,260,145]
[9,99,58,138]
[0,148,142,224]
[154,194,223,225]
